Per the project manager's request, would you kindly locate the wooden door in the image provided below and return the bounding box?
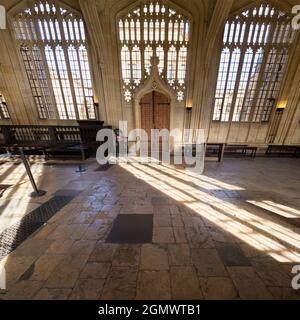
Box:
[140,91,170,152]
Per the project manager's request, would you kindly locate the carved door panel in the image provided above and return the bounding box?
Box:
[140,91,170,152]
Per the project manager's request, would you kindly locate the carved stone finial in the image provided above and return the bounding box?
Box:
[150,55,159,68]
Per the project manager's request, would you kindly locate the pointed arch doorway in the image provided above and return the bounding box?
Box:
[140,90,170,153]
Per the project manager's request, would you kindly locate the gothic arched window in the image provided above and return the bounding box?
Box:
[213,4,297,123]
[12,1,95,120]
[118,1,190,102]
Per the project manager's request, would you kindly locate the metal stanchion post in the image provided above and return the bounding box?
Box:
[19,148,46,198]
[76,164,86,173]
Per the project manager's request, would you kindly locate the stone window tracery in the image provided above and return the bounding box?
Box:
[12,1,95,120]
[213,4,297,123]
[118,1,190,102]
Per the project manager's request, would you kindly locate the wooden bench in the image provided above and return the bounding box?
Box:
[45,144,90,161]
[225,144,257,158]
[181,143,225,162]
[266,145,300,158]
[205,143,225,162]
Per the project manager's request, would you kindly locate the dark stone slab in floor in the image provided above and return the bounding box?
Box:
[216,245,251,267]
[53,189,82,197]
[106,214,153,244]
[95,163,113,171]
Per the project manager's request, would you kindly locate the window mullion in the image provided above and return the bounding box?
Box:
[175,45,179,92]
[76,46,89,120]
[227,49,247,123]
[32,14,58,120]
[239,49,256,121]
[261,49,282,121]
[164,7,170,82]
[230,50,250,123]
[129,45,133,90]
[248,52,269,122]
[39,16,47,42]
[249,22,278,122]
[29,45,48,119]
[37,45,57,119]
[62,45,80,120]
[35,14,56,119]
[62,46,80,119]
[51,13,59,41]
[218,49,234,121]
[57,17,80,120]
[258,53,275,121]
[227,19,252,123]
[140,8,146,81]
[51,46,69,119]
[235,21,253,122]
[28,15,36,41]
[17,24,44,119]
[43,14,70,120]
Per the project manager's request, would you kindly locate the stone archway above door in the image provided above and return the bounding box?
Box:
[133,56,177,131]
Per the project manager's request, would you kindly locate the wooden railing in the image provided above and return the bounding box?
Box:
[0,125,111,147]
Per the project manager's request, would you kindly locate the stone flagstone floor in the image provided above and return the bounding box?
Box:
[0,157,300,300]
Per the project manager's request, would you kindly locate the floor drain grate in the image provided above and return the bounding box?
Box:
[0,193,77,260]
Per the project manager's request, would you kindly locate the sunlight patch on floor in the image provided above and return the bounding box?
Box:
[119,160,300,263]
[247,200,300,219]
